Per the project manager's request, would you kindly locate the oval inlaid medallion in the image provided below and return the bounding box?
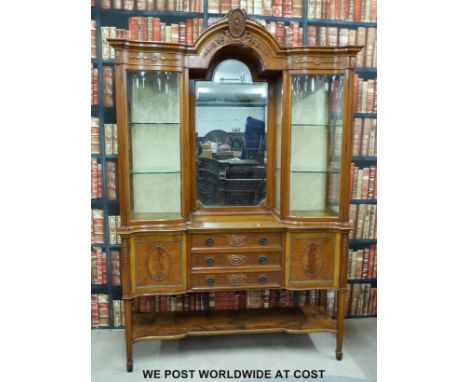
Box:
[146,245,171,281]
[228,274,247,286]
[227,254,246,266]
[229,235,246,247]
[301,242,324,277]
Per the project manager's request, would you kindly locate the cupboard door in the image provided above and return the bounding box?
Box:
[286,232,340,288]
[130,233,186,294]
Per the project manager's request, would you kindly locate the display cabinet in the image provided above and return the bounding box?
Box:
[110,8,361,372]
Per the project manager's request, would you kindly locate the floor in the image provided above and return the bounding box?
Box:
[92,318,376,382]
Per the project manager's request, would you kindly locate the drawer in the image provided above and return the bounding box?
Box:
[130,233,186,294]
[286,232,340,289]
[191,251,281,271]
[191,232,282,250]
[190,271,282,290]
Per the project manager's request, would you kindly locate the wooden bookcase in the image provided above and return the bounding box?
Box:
[91,0,377,330]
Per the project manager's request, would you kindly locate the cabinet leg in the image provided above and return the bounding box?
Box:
[335,289,346,361]
[124,299,134,372]
[319,290,327,308]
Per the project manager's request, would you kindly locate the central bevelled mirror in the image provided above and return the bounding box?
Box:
[195,59,268,207]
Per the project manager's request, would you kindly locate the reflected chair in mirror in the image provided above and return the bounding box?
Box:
[241,116,266,164]
[196,157,225,205]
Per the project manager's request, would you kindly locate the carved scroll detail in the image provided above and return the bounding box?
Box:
[146,245,172,281]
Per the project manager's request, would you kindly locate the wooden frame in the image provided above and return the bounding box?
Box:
[110,8,361,372]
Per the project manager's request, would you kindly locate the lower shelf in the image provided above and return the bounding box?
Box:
[132,306,336,341]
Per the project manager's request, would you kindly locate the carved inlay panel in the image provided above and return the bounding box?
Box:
[146,245,172,281]
[228,8,247,38]
[227,274,247,286]
[229,235,246,247]
[227,254,246,266]
[302,241,324,277]
[202,30,270,58]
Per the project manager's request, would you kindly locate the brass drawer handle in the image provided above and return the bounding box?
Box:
[258,275,267,284]
[206,277,215,285]
[258,256,267,265]
[206,238,214,246]
[206,257,215,266]
[259,236,268,245]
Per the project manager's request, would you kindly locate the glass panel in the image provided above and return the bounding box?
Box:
[127,71,181,220]
[289,74,344,217]
[274,81,282,214]
[195,60,268,207]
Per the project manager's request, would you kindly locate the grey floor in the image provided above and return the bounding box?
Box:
[92,318,376,382]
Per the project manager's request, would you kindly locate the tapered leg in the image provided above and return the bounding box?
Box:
[335,289,346,360]
[124,299,133,372]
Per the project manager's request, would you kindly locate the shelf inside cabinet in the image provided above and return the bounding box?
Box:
[132,306,336,341]
[291,168,340,174]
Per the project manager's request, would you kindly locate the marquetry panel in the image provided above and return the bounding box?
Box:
[130,233,186,294]
[286,232,340,289]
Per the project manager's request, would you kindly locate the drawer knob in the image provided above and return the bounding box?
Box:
[206,277,215,285]
[206,257,215,266]
[259,236,268,245]
[206,238,214,246]
[258,256,267,265]
[258,275,267,284]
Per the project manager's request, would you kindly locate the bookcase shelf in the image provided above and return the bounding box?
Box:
[91,2,378,329]
[352,156,377,167]
[350,199,377,205]
[348,278,377,286]
[354,112,377,119]
[349,239,377,247]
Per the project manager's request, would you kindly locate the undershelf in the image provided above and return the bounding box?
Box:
[132,305,336,341]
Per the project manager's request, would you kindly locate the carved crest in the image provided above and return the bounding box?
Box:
[302,241,324,277]
[146,245,172,281]
[227,8,247,38]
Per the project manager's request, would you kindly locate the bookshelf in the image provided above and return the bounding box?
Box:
[91,0,377,329]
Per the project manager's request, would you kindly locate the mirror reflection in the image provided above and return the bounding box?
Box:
[195,60,268,207]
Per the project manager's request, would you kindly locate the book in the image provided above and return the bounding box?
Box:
[91,117,100,154]
[106,161,118,200]
[91,209,104,244]
[103,67,114,107]
[110,250,121,286]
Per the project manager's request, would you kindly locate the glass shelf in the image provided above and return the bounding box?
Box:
[131,168,180,174]
[128,122,179,125]
[291,168,340,173]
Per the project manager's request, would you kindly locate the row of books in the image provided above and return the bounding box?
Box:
[350,164,377,200]
[91,65,115,107]
[104,124,119,155]
[108,215,122,245]
[134,290,322,312]
[208,0,303,17]
[91,294,110,327]
[352,118,376,157]
[91,249,121,286]
[91,159,103,199]
[100,25,129,59]
[112,300,126,327]
[91,209,105,244]
[91,117,100,154]
[127,17,204,44]
[347,244,376,279]
[91,66,98,105]
[345,283,376,316]
[100,0,204,12]
[349,203,376,240]
[91,247,108,285]
[307,0,377,22]
[354,76,377,113]
[106,162,119,200]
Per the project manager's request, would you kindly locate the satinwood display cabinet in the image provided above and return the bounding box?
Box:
[110,9,361,372]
